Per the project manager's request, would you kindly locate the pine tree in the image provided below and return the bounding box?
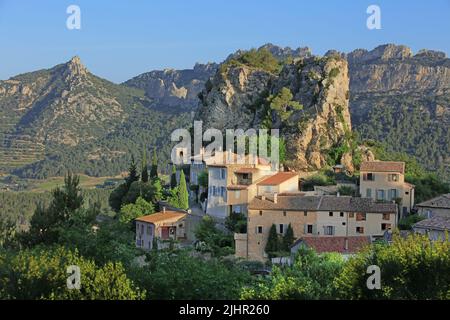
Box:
[265,224,279,255]
[177,170,189,210]
[282,223,295,251]
[141,148,149,183]
[170,165,178,189]
[126,155,139,188]
[150,149,158,179]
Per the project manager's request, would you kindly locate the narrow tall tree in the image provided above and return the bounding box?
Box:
[283,223,295,251]
[141,148,149,183]
[126,155,139,188]
[265,224,279,255]
[177,170,189,210]
[170,165,178,189]
[150,149,158,179]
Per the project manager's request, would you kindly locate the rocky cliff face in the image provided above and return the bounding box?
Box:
[347,44,450,93]
[346,44,450,178]
[196,51,355,172]
[124,62,218,109]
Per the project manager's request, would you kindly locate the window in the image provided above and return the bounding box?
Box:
[356,227,364,234]
[279,224,284,234]
[382,213,390,220]
[388,174,399,182]
[342,222,346,226]
[242,173,249,179]
[363,173,375,181]
[376,189,385,201]
[329,212,333,217]
[147,226,152,235]
[381,223,391,231]
[283,211,287,217]
[356,213,366,221]
[256,226,263,234]
[307,224,313,234]
[259,210,263,216]
[324,226,334,235]
[340,212,344,217]
[235,190,241,199]
[234,206,241,213]
[366,188,372,198]
[349,213,354,218]
[388,189,398,200]
[304,211,308,216]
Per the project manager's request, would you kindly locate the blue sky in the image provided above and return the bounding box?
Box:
[0,0,449,83]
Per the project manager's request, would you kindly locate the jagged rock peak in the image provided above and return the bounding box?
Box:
[65,56,88,77]
[347,44,413,63]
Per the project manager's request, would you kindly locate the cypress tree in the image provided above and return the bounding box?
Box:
[150,149,158,179]
[141,148,149,183]
[177,170,189,210]
[170,165,178,189]
[126,155,139,188]
[283,223,295,251]
[265,224,279,255]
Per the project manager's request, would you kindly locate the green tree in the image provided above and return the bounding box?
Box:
[267,87,303,122]
[241,246,344,299]
[265,224,279,255]
[334,233,450,299]
[225,212,247,233]
[25,173,83,246]
[170,165,178,189]
[141,148,149,183]
[282,223,295,251]
[0,246,144,300]
[130,250,252,300]
[177,170,189,210]
[119,197,155,224]
[109,183,129,212]
[150,149,158,179]
[126,155,139,188]
[194,216,234,257]
[198,170,209,189]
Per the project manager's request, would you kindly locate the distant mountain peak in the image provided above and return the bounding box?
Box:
[62,56,89,85]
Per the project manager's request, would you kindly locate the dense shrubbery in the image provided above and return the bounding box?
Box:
[221,48,282,74]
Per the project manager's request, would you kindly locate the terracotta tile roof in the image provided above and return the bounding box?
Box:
[249,195,397,213]
[227,185,249,190]
[206,151,271,167]
[416,193,450,209]
[360,161,405,174]
[234,168,259,174]
[135,211,186,224]
[257,172,298,186]
[413,216,450,231]
[294,236,371,254]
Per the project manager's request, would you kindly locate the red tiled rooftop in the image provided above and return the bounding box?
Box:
[295,236,371,254]
[135,211,186,224]
[360,161,405,174]
[257,172,298,186]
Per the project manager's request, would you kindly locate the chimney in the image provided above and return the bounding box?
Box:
[273,193,278,204]
[344,238,349,251]
[261,195,266,201]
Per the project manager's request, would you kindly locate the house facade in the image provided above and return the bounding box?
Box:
[135,210,187,250]
[416,193,450,218]
[235,194,397,261]
[205,152,278,220]
[360,161,414,216]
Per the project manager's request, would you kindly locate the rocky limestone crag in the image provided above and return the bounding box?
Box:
[196,52,354,172]
[124,62,218,109]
